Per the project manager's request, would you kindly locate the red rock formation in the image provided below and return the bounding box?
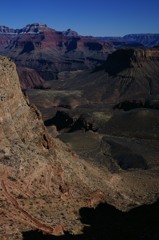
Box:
[0,23,114,82]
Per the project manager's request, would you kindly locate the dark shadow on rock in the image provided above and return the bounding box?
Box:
[20,41,35,54]
[23,200,159,240]
[69,113,97,132]
[44,111,73,130]
[104,139,148,170]
[85,42,103,51]
[94,48,135,75]
[80,201,159,240]
[113,100,159,111]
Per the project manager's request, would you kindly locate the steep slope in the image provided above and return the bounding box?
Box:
[0,56,106,239]
[100,48,159,102]
[1,56,159,240]
[16,67,50,89]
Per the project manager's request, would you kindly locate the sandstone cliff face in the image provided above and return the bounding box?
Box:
[1,56,159,240]
[0,57,48,147]
[0,56,90,239]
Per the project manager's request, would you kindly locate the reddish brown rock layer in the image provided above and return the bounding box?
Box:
[0,23,113,82]
[16,67,50,89]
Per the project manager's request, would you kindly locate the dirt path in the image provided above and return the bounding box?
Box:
[0,173,64,236]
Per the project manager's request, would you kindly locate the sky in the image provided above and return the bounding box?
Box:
[0,0,159,36]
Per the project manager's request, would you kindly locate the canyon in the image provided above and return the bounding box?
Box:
[1,24,159,239]
[0,23,113,84]
[1,47,159,239]
[0,23,159,90]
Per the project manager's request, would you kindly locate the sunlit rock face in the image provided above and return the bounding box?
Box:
[0,56,109,239]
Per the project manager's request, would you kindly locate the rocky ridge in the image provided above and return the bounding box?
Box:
[0,23,113,81]
[123,33,159,47]
[102,48,159,101]
[73,47,159,104]
[1,23,158,87]
[16,67,50,89]
[96,34,159,47]
[0,26,16,34]
[0,56,104,239]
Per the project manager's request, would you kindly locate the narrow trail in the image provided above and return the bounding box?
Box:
[0,179,64,235]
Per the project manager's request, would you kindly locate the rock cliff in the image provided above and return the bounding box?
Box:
[16,67,50,89]
[0,56,99,239]
[76,48,159,103]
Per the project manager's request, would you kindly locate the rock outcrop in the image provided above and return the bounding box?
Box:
[77,48,159,103]
[16,67,50,89]
[104,48,159,102]
[1,56,159,240]
[0,25,16,34]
